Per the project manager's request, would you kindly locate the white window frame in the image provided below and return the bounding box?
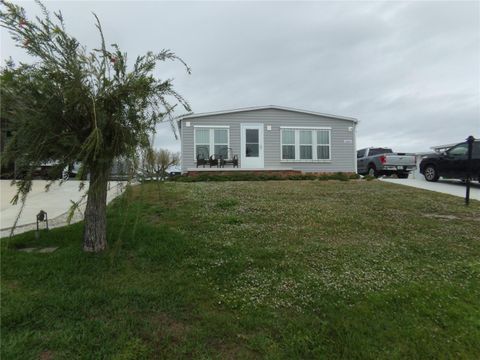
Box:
[299,130,313,160]
[281,128,296,160]
[194,128,210,160]
[194,126,230,160]
[280,127,331,162]
[316,129,331,161]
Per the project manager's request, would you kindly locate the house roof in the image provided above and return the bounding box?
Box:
[177,105,358,123]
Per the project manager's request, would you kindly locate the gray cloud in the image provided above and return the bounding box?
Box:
[2,1,479,153]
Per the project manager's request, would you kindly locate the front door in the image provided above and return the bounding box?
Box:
[241,124,264,168]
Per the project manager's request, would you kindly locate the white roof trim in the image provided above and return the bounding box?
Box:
[178,105,358,123]
[280,126,332,130]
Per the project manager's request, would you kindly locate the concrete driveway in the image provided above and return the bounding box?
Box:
[380,176,480,201]
[0,180,126,237]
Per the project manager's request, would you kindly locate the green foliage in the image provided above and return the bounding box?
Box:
[216,198,239,209]
[330,172,350,181]
[170,172,359,182]
[224,215,242,225]
[286,173,318,180]
[140,147,180,181]
[0,0,190,201]
[114,338,151,360]
[2,181,480,358]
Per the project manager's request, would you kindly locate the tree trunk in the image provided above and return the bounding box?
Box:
[83,163,110,252]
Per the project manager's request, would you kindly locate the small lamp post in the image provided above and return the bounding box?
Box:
[35,210,49,239]
[465,135,475,206]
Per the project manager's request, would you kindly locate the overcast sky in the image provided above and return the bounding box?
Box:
[2,0,479,152]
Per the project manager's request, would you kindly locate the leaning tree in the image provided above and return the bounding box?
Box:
[0,1,190,252]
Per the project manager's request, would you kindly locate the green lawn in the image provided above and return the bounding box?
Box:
[2,180,480,359]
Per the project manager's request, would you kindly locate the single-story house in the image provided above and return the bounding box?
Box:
[177,105,358,174]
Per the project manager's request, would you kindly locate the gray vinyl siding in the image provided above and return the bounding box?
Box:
[180,108,356,173]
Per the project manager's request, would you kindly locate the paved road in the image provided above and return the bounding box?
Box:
[0,180,126,237]
[380,177,480,201]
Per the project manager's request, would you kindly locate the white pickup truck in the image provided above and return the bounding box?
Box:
[357,148,416,178]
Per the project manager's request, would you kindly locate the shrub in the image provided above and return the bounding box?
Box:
[329,172,350,181]
[170,172,359,182]
[288,174,317,181]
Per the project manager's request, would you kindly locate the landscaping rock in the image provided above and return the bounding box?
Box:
[17,247,37,252]
[424,214,459,220]
[38,247,59,253]
[17,247,59,253]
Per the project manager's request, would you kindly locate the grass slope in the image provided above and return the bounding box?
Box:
[1,181,480,359]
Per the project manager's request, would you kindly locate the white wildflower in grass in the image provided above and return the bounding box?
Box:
[6,179,476,357]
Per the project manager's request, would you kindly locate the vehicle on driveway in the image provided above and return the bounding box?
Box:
[357,147,416,178]
[419,140,480,182]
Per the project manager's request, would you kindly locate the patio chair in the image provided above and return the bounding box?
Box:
[219,154,239,168]
[209,155,219,168]
[219,147,239,168]
[196,153,208,168]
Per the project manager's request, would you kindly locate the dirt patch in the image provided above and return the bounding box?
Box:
[39,350,54,360]
[4,280,20,290]
[149,313,190,344]
[211,340,257,359]
[424,213,480,222]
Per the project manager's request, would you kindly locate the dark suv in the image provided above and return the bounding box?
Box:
[419,140,480,182]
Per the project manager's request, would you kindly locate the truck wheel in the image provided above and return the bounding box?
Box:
[368,165,378,178]
[424,165,439,182]
[397,173,409,179]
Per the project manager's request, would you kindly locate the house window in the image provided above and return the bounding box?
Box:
[195,128,210,159]
[280,128,331,161]
[195,127,230,159]
[299,130,313,160]
[317,130,330,160]
[214,129,229,158]
[281,129,295,159]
